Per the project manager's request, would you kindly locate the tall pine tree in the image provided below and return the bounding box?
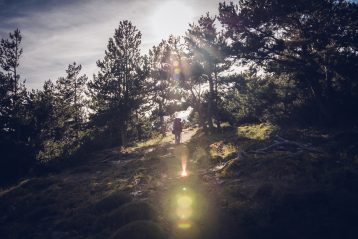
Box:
[55,62,88,139]
[0,29,32,181]
[185,13,230,130]
[0,29,26,137]
[88,20,147,146]
[148,38,181,135]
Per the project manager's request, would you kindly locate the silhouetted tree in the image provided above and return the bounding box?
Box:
[166,36,209,129]
[148,38,182,135]
[185,13,230,130]
[88,20,148,146]
[0,29,22,102]
[26,80,56,160]
[185,13,229,129]
[55,62,88,139]
[33,63,88,162]
[0,29,27,136]
[220,70,284,124]
[0,29,32,181]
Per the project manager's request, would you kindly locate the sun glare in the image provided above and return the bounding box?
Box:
[181,155,188,177]
[150,1,195,40]
[181,169,188,177]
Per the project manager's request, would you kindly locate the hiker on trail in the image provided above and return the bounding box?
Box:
[172,118,182,144]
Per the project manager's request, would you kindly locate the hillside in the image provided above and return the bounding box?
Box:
[1,125,357,239]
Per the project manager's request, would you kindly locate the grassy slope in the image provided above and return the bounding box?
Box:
[186,124,358,239]
[0,125,357,239]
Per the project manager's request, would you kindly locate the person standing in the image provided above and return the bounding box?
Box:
[172,118,182,144]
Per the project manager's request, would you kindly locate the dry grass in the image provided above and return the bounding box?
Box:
[122,133,175,154]
[136,134,174,148]
[237,123,277,140]
[209,141,237,159]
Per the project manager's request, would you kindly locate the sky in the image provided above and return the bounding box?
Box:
[0,0,222,89]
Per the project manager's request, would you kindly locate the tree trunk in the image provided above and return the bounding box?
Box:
[74,77,79,140]
[120,120,127,147]
[307,76,330,121]
[207,77,214,130]
[214,68,221,130]
[197,103,206,130]
[159,102,166,136]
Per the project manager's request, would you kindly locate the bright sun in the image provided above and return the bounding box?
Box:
[150,1,195,40]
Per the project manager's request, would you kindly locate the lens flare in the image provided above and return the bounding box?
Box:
[175,193,194,228]
[181,168,187,177]
[176,207,193,219]
[177,195,193,208]
[177,221,192,229]
[181,155,188,177]
[174,68,181,74]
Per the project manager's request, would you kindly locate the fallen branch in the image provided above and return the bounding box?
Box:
[247,135,322,154]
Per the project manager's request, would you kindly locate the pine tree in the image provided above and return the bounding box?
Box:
[88,20,147,146]
[0,29,23,102]
[34,64,88,162]
[148,38,181,135]
[185,13,230,130]
[0,29,33,180]
[0,29,26,136]
[0,71,12,131]
[26,80,56,157]
[219,0,358,123]
[55,62,88,139]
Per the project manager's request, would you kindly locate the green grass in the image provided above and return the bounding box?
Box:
[209,141,237,160]
[187,123,278,164]
[136,134,173,147]
[236,123,277,140]
[124,133,175,153]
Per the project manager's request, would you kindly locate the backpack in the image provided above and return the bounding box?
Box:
[173,118,182,133]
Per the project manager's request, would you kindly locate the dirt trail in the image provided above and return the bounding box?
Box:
[180,128,197,143]
[149,129,237,239]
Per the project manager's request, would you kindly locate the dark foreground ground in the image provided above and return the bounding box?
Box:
[0,125,357,239]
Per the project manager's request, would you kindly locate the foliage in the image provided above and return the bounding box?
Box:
[35,63,88,162]
[220,71,281,124]
[184,13,231,130]
[148,37,182,135]
[88,20,148,146]
[219,0,358,124]
[0,29,34,183]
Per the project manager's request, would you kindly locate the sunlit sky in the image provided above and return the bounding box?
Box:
[0,0,221,89]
